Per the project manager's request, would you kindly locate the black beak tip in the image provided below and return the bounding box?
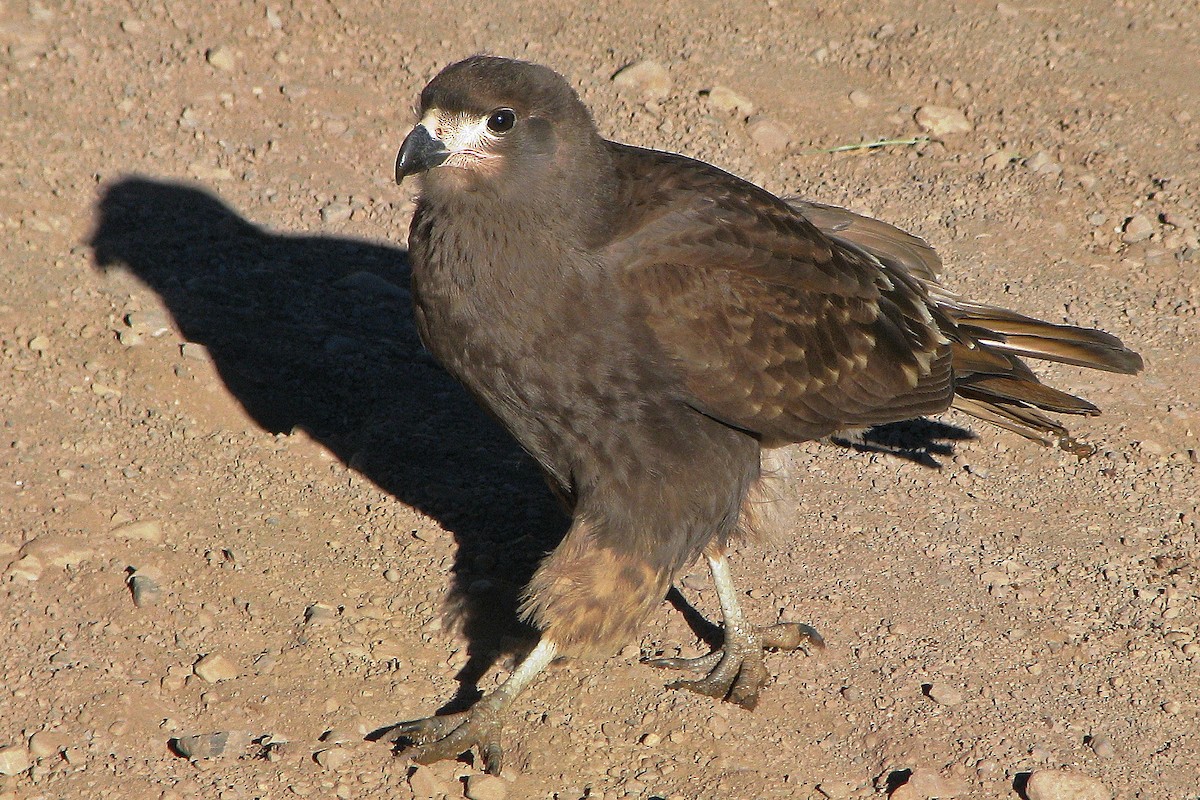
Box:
[395,125,449,184]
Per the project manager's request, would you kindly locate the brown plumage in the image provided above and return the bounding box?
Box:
[387,55,1142,772]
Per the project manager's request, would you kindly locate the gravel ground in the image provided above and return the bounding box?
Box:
[2,1,1197,799]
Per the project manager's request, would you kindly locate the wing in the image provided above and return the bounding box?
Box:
[604,143,955,444]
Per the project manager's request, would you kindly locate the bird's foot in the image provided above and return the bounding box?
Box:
[385,699,507,774]
[646,622,824,710]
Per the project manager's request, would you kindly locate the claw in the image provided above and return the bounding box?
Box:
[388,707,505,774]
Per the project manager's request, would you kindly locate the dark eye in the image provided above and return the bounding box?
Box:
[486,108,516,134]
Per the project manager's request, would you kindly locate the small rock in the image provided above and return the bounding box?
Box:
[179,342,212,363]
[111,520,164,543]
[314,746,351,771]
[126,309,172,337]
[91,381,122,398]
[320,201,353,224]
[333,271,409,301]
[408,764,450,797]
[206,46,236,72]
[28,731,69,759]
[21,535,95,569]
[612,60,672,100]
[0,744,31,776]
[465,773,508,800]
[848,90,872,108]
[6,554,43,581]
[130,574,163,607]
[120,18,145,34]
[640,732,662,747]
[1025,150,1061,175]
[817,781,856,798]
[304,603,337,626]
[1088,735,1116,759]
[1024,769,1111,800]
[187,163,235,182]
[27,335,49,352]
[1121,214,1154,243]
[914,105,973,136]
[746,116,792,153]
[172,731,249,760]
[706,85,755,115]
[983,149,1018,169]
[925,683,964,706]
[890,768,968,798]
[383,568,401,583]
[194,653,239,683]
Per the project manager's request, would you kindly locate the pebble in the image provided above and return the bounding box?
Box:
[314,746,351,771]
[816,781,855,798]
[28,731,69,759]
[1024,769,1111,800]
[120,19,145,34]
[890,768,968,798]
[130,574,163,607]
[0,744,31,776]
[111,520,164,544]
[408,764,450,797]
[926,683,964,706]
[333,271,409,301]
[612,60,672,100]
[172,731,249,760]
[848,90,872,108]
[1025,150,1061,175]
[180,341,213,362]
[1088,735,1116,759]
[126,309,171,337]
[746,116,792,152]
[1121,214,1154,243]
[914,105,973,136]
[194,653,239,683]
[27,334,49,352]
[6,554,43,581]
[205,46,236,72]
[706,85,755,115]
[465,773,508,800]
[320,201,353,224]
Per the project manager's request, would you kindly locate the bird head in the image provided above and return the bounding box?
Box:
[395,56,608,204]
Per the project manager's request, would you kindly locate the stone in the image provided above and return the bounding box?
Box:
[0,745,31,776]
[315,746,351,771]
[612,60,671,100]
[126,309,171,337]
[925,683,964,706]
[206,46,236,72]
[320,201,353,224]
[914,105,973,136]
[1121,214,1154,243]
[111,520,164,543]
[1024,769,1111,800]
[849,90,872,108]
[172,731,249,760]
[706,85,755,115]
[465,773,508,800]
[28,731,69,759]
[746,116,792,153]
[408,763,450,797]
[6,554,43,581]
[890,768,968,798]
[194,653,239,683]
[130,574,163,607]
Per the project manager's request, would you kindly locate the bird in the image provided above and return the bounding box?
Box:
[387,55,1143,773]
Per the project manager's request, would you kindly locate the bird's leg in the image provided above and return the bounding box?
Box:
[647,551,823,710]
[386,637,557,774]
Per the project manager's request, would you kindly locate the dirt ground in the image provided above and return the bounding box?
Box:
[2,1,1198,798]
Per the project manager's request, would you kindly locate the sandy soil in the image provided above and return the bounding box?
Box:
[2,1,1197,799]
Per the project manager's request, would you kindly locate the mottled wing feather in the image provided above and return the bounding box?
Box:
[604,144,955,444]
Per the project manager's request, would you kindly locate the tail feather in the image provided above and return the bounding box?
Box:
[793,198,1144,448]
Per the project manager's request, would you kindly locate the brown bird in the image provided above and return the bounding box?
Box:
[390,55,1142,772]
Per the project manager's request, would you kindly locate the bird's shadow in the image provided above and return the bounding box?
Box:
[87,176,568,717]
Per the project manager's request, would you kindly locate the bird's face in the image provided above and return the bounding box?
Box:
[395,56,602,201]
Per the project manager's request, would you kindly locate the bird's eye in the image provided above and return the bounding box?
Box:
[486,108,516,134]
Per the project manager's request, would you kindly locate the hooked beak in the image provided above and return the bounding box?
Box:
[395,124,450,183]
